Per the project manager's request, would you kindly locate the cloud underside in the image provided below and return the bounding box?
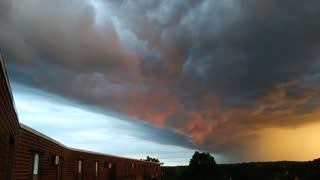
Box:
[1,0,320,161]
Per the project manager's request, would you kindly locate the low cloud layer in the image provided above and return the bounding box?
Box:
[12,83,197,165]
[2,0,320,162]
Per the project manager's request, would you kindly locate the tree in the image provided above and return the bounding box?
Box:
[180,151,222,180]
[189,151,217,168]
[142,156,160,163]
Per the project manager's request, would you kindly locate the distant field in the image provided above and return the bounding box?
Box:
[161,159,320,180]
[161,166,187,180]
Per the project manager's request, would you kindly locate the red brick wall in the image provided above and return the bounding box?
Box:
[0,54,20,180]
[15,125,161,180]
[0,54,161,180]
[70,150,160,180]
[14,125,73,180]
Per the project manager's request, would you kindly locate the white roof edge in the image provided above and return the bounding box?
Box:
[20,123,159,165]
[20,123,68,148]
[69,147,160,164]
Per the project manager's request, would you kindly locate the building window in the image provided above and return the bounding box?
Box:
[57,157,63,180]
[108,163,112,169]
[32,153,40,180]
[125,164,129,176]
[78,160,82,173]
[95,161,99,177]
[77,160,83,180]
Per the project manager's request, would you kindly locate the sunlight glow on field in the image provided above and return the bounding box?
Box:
[258,121,320,161]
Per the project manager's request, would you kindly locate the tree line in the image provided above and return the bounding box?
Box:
[161,151,320,180]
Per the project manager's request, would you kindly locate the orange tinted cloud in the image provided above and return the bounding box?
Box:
[123,82,180,127]
[127,81,319,162]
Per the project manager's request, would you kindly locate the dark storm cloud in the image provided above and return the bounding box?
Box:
[0,0,11,20]
[2,0,320,161]
[183,0,320,107]
[1,0,140,75]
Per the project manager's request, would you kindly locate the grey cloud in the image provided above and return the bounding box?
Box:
[185,0,320,107]
[0,0,11,20]
[1,0,139,76]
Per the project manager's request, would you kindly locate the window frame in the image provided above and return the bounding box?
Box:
[31,153,40,180]
[77,160,83,174]
[56,157,63,180]
[76,159,84,180]
[125,164,129,176]
[95,161,100,177]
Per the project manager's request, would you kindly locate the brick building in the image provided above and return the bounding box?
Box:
[0,53,161,180]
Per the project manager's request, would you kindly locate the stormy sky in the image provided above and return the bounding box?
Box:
[1,0,320,164]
